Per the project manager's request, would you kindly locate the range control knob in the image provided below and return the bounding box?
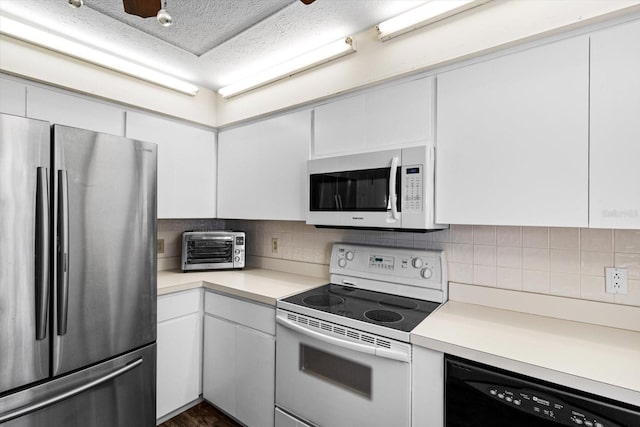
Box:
[338,258,347,268]
[420,268,433,279]
[411,258,424,268]
[345,251,355,261]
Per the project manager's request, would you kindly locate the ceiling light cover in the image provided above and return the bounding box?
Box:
[0,16,198,95]
[377,0,491,41]
[219,37,356,99]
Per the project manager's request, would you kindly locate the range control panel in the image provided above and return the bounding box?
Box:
[468,382,620,427]
[329,243,447,295]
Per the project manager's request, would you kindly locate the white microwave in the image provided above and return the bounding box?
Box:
[306,145,447,230]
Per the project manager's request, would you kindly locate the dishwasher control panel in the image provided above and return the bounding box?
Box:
[467,382,619,427]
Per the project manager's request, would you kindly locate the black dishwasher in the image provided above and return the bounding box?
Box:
[445,355,640,427]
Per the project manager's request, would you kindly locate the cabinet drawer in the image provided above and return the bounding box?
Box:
[204,291,275,335]
[158,289,202,322]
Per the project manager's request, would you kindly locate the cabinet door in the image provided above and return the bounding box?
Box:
[157,312,202,419]
[217,110,310,220]
[126,111,216,218]
[203,315,237,417]
[0,77,26,116]
[590,19,640,229]
[435,36,589,226]
[236,326,276,427]
[313,77,434,157]
[26,86,124,135]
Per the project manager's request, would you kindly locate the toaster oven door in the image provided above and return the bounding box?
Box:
[183,236,234,270]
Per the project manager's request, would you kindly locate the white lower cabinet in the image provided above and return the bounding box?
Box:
[203,291,276,427]
[156,290,203,420]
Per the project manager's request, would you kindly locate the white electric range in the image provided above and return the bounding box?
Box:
[275,242,447,427]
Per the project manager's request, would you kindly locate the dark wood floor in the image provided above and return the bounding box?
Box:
[159,401,242,427]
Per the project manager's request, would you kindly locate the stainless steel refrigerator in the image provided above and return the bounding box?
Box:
[0,113,157,426]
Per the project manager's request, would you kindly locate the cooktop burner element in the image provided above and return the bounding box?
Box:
[282,284,439,333]
[364,309,403,323]
[302,294,345,307]
[277,243,448,341]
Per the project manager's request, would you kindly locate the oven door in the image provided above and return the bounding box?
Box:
[182,235,234,270]
[275,311,411,427]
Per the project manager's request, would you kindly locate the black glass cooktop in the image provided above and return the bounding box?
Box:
[281,284,440,333]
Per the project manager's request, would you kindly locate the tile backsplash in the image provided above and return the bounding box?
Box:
[159,219,640,307]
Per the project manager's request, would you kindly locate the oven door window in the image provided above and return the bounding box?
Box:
[186,238,233,264]
[300,343,372,399]
[309,167,401,212]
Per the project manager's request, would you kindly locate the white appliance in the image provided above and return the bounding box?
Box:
[306,145,446,230]
[275,243,447,427]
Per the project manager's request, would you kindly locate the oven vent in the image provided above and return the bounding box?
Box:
[376,338,391,349]
[361,335,375,344]
[283,312,402,351]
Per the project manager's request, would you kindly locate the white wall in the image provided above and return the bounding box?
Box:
[216,0,640,126]
[0,35,217,127]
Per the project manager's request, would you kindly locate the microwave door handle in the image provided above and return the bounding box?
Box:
[389,156,399,221]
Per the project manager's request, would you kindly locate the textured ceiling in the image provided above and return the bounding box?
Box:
[0,0,430,91]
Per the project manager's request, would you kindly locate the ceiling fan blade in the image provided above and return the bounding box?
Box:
[300,0,316,4]
[122,0,161,18]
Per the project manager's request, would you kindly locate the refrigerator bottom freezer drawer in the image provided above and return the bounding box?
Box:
[0,343,156,427]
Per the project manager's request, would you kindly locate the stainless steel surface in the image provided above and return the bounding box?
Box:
[0,114,50,394]
[35,167,50,341]
[56,170,69,336]
[51,125,157,376]
[0,343,156,427]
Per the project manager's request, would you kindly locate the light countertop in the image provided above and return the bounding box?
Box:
[411,283,640,406]
[157,267,328,305]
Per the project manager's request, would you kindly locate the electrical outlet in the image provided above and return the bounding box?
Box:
[157,239,165,254]
[605,267,628,294]
[272,238,278,253]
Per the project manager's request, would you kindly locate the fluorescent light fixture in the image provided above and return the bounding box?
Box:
[0,16,199,96]
[219,37,356,99]
[377,0,491,41]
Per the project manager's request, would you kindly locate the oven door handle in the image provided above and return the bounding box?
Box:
[277,316,409,362]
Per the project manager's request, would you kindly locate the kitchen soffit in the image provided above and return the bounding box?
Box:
[0,0,429,91]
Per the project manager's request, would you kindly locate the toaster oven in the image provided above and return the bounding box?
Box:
[181,231,245,271]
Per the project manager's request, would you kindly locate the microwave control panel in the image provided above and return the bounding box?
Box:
[402,165,423,212]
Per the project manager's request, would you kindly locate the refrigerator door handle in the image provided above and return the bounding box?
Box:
[57,170,70,336]
[0,358,143,424]
[35,167,50,341]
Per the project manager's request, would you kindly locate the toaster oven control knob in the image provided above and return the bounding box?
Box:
[234,256,240,262]
[345,251,354,261]
[338,258,347,268]
[235,249,240,255]
[411,258,424,268]
[420,267,433,279]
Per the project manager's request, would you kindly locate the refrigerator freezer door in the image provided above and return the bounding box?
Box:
[0,343,156,426]
[52,125,157,376]
[0,114,51,394]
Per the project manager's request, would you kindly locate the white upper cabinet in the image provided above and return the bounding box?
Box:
[217,110,311,221]
[0,77,26,116]
[313,77,435,157]
[26,86,125,135]
[435,36,590,227]
[126,111,217,219]
[590,19,640,229]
